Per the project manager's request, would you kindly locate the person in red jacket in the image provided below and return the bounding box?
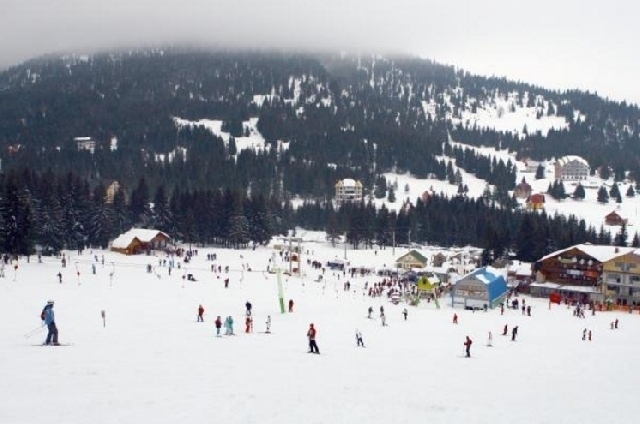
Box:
[197,304,204,322]
[288,299,294,313]
[453,313,458,324]
[307,323,320,354]
[464,336,472,357]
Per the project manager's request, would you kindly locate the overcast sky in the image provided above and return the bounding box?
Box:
[3,0,639,104]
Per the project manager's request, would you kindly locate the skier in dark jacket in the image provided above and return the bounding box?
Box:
[42,300,59,346]
[307,323,320,354]
[463,336,472,357]
[215,316,222,336]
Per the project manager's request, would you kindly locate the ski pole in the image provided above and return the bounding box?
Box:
[24,325,45,339]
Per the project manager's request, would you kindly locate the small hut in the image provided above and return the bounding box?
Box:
[111,229,170,255]
[395,250,428,270]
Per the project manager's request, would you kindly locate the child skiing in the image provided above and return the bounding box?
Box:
[197,304,204,322]
[463,336,472,357]
[224,316,234,335]
[215,316,222,336]
[307,323,320,354]
[355,329,365,347]
[265,315,272,334]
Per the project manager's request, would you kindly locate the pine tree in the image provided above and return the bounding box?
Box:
[615,223,628,247]
[573,183,586,200]
[535,164,545,180]
[609,183,621,200]
[597,186,609,204]
[626,185,635,197]
[387,186,396,203]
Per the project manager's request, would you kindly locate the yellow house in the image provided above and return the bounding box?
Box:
[601,250,640,306]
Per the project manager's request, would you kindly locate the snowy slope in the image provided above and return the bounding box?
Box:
[1,241,639,424]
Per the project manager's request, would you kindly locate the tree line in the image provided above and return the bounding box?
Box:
[0,167,635,265]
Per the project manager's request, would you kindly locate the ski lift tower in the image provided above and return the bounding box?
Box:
[271,250,287,314]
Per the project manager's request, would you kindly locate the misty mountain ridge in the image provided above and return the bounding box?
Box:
[0,47,638,197]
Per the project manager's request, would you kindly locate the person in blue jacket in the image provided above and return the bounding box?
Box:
[42,300,59,346]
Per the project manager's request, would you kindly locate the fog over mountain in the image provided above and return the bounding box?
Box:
[3,0,639,104]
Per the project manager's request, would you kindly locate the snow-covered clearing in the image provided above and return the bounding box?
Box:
[1,236,638,423]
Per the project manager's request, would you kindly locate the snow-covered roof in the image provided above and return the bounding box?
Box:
[557,285,601,294]
[538,243,636,263]
[529,282,562,289]
[112,229,169,249]
[467,265,507,285]
[508,261,533,276]
[556,155,589,167]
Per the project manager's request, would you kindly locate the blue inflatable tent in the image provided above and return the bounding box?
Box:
[451,266,508,309]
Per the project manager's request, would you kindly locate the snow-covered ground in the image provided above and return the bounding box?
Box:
[2,237,639,424]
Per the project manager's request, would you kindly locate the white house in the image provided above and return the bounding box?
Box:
[334,179,363,204]
[554,155,590,180]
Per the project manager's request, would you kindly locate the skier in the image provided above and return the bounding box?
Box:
[453,313,458,324]
[502,324,508,336]
[307,323,320,354]
[582,328,587,341]
[224,278,229,288]
[245,316,252,333]
[265,315,272,334]
[367,306,374,319]
[355,329,365,347]
[463,336,472,357]
[487,331,493,347]
[225,316,235,335]
[41,300,59,346]
[588,329,592,341]
[245,301,252,316]
[615,318,619,329]
[381,312,387,327]
[511,326,519,341]
[56,272,62,284]
[379,305,384,317]
[197,304,204,322]
[402,308,408,321]
[288,299,294,313]
[526,305,531,316]
[215,316,222,336]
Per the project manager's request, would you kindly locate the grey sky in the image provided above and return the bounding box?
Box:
[3,0,639,104]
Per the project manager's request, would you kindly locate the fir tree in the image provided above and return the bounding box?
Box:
[615,223,628,247]
[387,186,396,203]
[535,164,545,180]
[626,185,635,198]
[573,183,586,200]
[597,186,609,204]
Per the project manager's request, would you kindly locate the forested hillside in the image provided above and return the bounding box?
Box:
[0,48,637,259]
